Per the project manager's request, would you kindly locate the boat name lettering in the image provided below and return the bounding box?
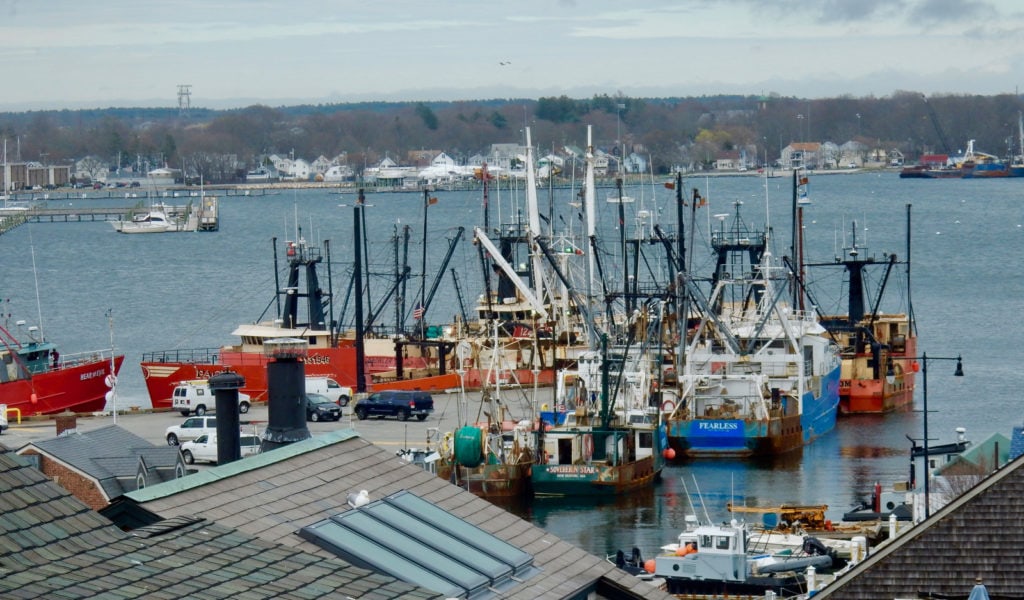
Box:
[548,465,598,475]
[196,369,220,379]
[80,369,106,381]
[697,421,740,432]
[305,354,331,365]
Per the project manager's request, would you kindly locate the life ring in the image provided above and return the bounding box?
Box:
[661,399,676,413]
[582,433,594,460]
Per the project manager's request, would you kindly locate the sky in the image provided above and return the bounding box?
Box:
[2,0,1024,111]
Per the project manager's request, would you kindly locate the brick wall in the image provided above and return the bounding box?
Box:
[18,449,109,510]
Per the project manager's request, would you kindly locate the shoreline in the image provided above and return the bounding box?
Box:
[11,166,887,202]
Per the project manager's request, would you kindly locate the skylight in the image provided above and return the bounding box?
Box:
[299,490,537,599]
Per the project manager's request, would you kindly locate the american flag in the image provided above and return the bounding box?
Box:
[413,303,425,319]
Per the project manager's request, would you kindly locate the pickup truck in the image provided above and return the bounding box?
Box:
[172,380,252,416]
[180,433,261,464]
[353,390,433,421]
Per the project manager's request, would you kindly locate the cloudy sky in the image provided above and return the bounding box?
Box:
[2,0,1023,111]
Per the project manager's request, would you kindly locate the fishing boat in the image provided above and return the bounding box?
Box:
[441,128,596,390]
[434,330,536,500]
[663,201,841,457]
[648,518,831,596]
[111,206,173,233]
[112,199,218,233]
[0,315,124,416]
[139,236,459,409]
[435,413,535,499]
[530,344,665,497]
[806,210,917,414]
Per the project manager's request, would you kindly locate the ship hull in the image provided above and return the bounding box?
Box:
[667,365,841,458]
[437,462,532,499]
[1,354,125,416]
[531,455,660,497]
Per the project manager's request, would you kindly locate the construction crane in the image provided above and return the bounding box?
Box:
[921,94,954,156]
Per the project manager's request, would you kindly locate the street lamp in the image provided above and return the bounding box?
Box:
[856,113,861,138]
[889,352,964,520]
[796,114,804,143]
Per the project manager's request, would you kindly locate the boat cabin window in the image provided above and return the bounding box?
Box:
[716,535,732,550]
[638,431,653,449]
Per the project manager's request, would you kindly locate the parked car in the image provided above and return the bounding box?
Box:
[305,393,342,422]
[165,416,217,446]
[353,390,433,421]
[180,433,261,464]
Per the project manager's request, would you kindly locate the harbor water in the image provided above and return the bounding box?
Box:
[2,172,1021,559]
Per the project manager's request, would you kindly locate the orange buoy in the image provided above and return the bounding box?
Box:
[30,393,37,404]
[644,559,656,573]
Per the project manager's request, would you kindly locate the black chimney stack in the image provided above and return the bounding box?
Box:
[210,370,245,465]
[260,338,312,452]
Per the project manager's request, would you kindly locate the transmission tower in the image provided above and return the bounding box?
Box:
[177,84,192,116]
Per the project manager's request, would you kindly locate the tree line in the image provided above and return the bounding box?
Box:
[1,91,1022,182]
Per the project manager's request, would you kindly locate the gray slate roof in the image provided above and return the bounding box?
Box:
[0,449,444,599]
[21,424,180,499]
[813,451,1024,599]
[126,429,671,600]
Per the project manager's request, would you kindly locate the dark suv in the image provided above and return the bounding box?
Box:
[354,391,433,421]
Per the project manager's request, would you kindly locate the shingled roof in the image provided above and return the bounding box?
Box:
[0,449,444,599]
[122,429,671,600]
[17,424,181,502]
[812,451,1024,599]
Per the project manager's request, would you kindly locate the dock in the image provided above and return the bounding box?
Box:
[0,200,219,236]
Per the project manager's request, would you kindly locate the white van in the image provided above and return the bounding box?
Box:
[172,380,252,416]
[306,377,352,406]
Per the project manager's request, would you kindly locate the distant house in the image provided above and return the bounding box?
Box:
[146,167,179,186]
[287,158,312,181]
[489,142,525,171]
[623,152,648,174]
[16,423,184,511]
[782,142,822,169]
[366,156,418,188]
[839,140,869,167]
[311,154,331,175]
[593,149,612,175]
[407,149,441,167]
[819,141,840,168]
[714,151,740,171]
[538,153,564,178]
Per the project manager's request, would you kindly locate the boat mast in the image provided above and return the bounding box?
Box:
[584,126,598,349]
[524,128,547,306]
[354,190,366,393]
[906,203,916,336]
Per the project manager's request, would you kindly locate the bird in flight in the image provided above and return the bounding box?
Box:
[499,61,511,66]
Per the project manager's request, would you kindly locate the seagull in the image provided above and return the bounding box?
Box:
[346,489,369,508]
[499,61,511,66]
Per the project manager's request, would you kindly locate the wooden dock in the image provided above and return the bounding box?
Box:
[0,204,218,235]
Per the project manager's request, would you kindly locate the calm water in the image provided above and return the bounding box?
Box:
[3,172,1022,558]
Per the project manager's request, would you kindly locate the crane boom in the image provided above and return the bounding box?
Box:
[921,94,954,156]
